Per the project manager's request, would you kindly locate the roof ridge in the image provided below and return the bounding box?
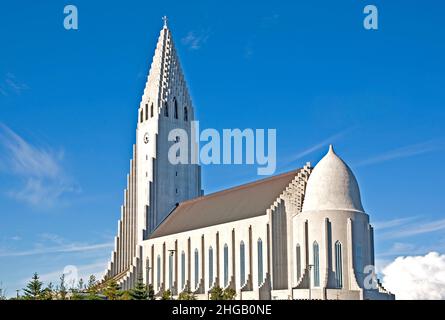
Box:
[178,169,300,207]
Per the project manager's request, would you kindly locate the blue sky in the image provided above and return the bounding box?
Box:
[0,0,444,297]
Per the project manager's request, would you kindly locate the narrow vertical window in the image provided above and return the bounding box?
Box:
[164,102,169,117]
[258,238,263,286]
[181,251,185,290]
[296,244,301,281]
[145,103,148,120]
[335,241,343,288]
[208,246,214,287]
[184,107,188,121]
[313,241,320,287]
[223,244,229,287]
[150,103,154,117]
[174,99,178,119]
[240,241,246,286]
[356,244,363,274]
[140,109,143,123]
[169,253,173,290]
[194,248,199,289]
[157,254,161,290]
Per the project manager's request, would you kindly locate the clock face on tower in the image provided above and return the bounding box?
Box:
[143,132,149,144]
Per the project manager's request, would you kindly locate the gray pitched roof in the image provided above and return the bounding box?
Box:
[149,169,300,239]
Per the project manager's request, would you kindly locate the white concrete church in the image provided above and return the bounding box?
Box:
[104,19,395,300]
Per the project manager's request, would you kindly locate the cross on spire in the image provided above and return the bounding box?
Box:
[162,16,168,28]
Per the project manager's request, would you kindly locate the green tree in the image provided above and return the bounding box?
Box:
[86,275,101,300]
[103,279,121,300]
[161,289,173,300]
[23,273,43,300]
[58,274,68,300]
[120,290,133,300]
[209,286,236,300]
[0,282,6,300]
[223,288,236,300]
[41,282,54,300]
[178,290,196,300]
[130,277,148,300]
[147,284,155,300]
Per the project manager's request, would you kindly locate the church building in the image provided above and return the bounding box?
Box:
[104,19,395,300]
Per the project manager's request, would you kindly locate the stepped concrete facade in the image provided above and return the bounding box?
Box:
[104,20,394,300]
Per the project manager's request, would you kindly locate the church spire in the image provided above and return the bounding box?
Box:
[162,15,168,28]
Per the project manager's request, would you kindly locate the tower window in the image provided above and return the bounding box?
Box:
[145,104,148,120]
[335,241,343,288]
[174,99,178,119]
[296,244,301,281]
[258,238,263,286]
[140,109,143,123]
[164,102,169,117]
[181,251,186,290]
[224,244,229,287]
[194,248,199,289]
[150,103,154,117]
[313,241,320,287]
[208,246,214,287]
[240,241,246,287]
[184,107,188,121]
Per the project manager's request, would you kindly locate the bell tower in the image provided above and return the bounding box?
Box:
[135,18,202,239]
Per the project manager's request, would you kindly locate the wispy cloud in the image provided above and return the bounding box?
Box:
[0,123,80,208]
[373,216,420,230]
[0,73,28,96]
[380,218,445,240]
[356,140,443,167]
[282,128,352,166]
[181,30,209,50]
[0,241,113,258]
[261,13,280,27]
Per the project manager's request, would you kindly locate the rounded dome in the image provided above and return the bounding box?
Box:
[302,145,364,213]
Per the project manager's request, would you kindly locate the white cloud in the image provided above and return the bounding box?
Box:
[0,123,80,207]
[181,31,209,50]
[373,216,419,230]
[0,73,28,96]
[356,140,443,167]
[281,128,353,167]
[382,252,445,300]
[379,218,445,240]
[0,241,113,258]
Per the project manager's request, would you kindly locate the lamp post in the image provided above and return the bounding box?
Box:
[308,264,314,300]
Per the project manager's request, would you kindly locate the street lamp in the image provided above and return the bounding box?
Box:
[308,264,314,300]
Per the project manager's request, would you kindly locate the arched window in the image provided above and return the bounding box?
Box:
[258,238,263,286]
[174,99,178,119]
[223,244,229,287]
[145,103,148,120]
[335,241,343,288]
[184,107,188,121]
[240,241,246,286]
[169,253,173,290]
[296,244,301,281]
[150,103,154,118]
[181,251,186,290]
[164,102,169,117]
[313,241,320,287]
[157,254,161,290]
[208,246,214,287]
[194,249,199,289]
